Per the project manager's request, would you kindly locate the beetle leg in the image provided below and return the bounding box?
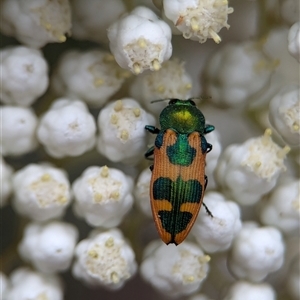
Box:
[149,165,154,171]
[206,143,213,153]
[204,124,215,134]
[145,146,154,160]
[145,125,160,134]
[203,203,213,218]
[204,175,208,190]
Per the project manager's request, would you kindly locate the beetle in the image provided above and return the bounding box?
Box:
[145,98,215,245]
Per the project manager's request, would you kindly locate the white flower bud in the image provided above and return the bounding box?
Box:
[134,167,152,217]
[52,50,129,108]
[192,192,242,253]
[286,254,300,300]
[6,268,63,300]
[288,22,300,62]
[223,280,276,300]
[281,0,299,25]
[129,59,193,115]
[163,0,234,43]
[73,166,133,227]
[204,41,273,107]
[205,127,222,190]
[97,98,155,164]
[0,272,8,300]
[0,156,14,207]
[259,177,300,235]
[0,46,48,106]
[12,164,71,221]
[19,221,79,273]
[0,106,38,156]
[189,294,213,300]
[0,0,71,48]
[71,0,126,44]
[108,6,172,74]
[72,228,137,290]
[215,129,290,205]
[228,223,285,282]
[140,240,210,297]
[37,99,96,158]
[269,85,300,147]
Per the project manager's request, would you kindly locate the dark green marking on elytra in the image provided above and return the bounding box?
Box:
[166,134,196,166]
[155,131,164,149]
[153,176,203,240]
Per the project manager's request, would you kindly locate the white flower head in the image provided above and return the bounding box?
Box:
[0,272,8,300]
[5,267,63,300]
[286,254,300,300]
[0,156,14,207]
[204,41,273,107]
[223,280,276,300]
[281,0,299,25]
[192,191,242,253]
[215,129,290,205]
[228,223,285,282]
[37,98,96,158]
[0,0,71,48]
[163,0,234,43]
[134,167,152,217]
[108,6,172,74]
[18,221,79,273]
[259,177,300,235]
[73,166,134,227]
[97,98,155,164]
[0,106,38,156]
[0,46,48,106]
[189,294,214,300]
[52,50,130,108]
[288,22,300,62]
[130,59,193,115]
[72,228,137,290]
[269,85,300,147]
[141,240,210,297]
[205,127,222,190]
[12,164,71,221]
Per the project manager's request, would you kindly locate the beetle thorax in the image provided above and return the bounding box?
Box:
[160,105,205,134]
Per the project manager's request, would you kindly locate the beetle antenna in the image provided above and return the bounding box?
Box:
[150,99,173,104]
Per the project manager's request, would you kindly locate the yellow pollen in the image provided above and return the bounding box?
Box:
[133,63,141,75]
[88,249,98,258]
[120,130,129,140]
[110,114,118,125]
[133,108,141,117]
[114,100,123,112]
[111,272,119,283]
[138,38,147,48]
[94,78,104,86]
[101,166,109,177]
[41,174,51,181]
[191,17,199,31]
[209,28,221,44]
[152,59,161,71]
[105,237,114,247]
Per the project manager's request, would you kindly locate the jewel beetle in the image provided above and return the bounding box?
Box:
[145,99,215,245]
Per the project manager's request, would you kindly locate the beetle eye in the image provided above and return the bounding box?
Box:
[188,99,196,106]
[169,99,178,105]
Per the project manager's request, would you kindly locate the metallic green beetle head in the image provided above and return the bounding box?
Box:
[159,99,207,134]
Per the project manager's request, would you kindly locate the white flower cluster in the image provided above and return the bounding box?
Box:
[0,0,71,48]
[51,50,129,108]
[108,6,172,74]
[97,98,155,164]
[73,229,137,289]
[163,0,234,43]
[141,241,210,297]
[1,1,299,299]
[73,166,134,227]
